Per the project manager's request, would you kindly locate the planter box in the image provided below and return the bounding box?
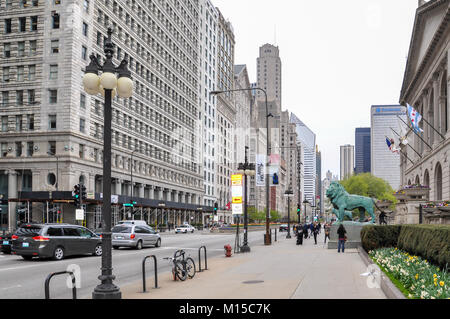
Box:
[437,206,450,212]
[402,188,430,199]
[376,201,392,209]
[423,207,436,213]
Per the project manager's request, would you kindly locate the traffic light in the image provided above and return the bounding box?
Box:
[73,184,80,207]
[81,184,87,202]
[214,202,218,214]
[272,173,279,185]
[297,204,301,214]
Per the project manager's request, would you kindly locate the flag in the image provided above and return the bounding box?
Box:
[407,103,424,134]
[397,118,409,145]
[255,154,266,187]
[386,137,400,154]
[226,202,231,210]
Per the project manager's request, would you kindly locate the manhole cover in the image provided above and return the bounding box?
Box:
[242,280,264,284]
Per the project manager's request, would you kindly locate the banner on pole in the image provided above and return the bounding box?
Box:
[255,154,266,187]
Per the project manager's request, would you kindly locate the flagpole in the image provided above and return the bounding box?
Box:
[397,115,432,150]
[390,127,422,158]
[420,116,445,140]
[401,149,415,165]
[384,135,413,165]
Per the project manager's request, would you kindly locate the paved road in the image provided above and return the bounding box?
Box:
[0,229,270,299]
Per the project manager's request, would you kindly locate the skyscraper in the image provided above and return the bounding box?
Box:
[256,44,282,107]
[291,114,316,204]
[371,105,407,190]
[355,128,371,174]
[340,145,354,180]
[316,146,322,213]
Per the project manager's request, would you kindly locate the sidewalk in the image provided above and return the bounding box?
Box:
[121,231,386,299]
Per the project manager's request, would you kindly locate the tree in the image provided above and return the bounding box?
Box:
[339,173,397,209]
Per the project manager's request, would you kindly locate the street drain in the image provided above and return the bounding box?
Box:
[242,280,264,284]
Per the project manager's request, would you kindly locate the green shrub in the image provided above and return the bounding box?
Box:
[397,225,450,270]
[361,224,450,270]
[361,225,401,252]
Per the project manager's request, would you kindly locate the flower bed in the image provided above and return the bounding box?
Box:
[369,247,449,299]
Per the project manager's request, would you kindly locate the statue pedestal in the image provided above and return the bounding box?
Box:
[327,222,367,249]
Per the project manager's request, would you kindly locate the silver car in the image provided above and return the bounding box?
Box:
[112,224,161,250]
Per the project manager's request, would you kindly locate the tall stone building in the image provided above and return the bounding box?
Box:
[199,0,218,210]
[0,0,206,230]
[315,146,322,214]
[256,44,282,107]
[214,8,235,224]
[399,0,449,203]
[340,144,354,180]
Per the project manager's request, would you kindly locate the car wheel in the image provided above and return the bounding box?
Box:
[21,255,33,261]
[93,244,102,256]
[191,230,194,233]
[135,240,143,250]
[155,238,161,247]
[53,246,64,261]
[113,246,120,250]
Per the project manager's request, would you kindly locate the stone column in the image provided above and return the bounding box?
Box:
[433,72,441,146]
[422,90,429,156]
[138,183,144,198]
[8,170,18,231]
[149,186,154,200]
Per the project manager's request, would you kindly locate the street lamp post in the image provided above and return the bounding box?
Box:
[210,87,271,245]
[284,189,293,238]
[303,198,309,224]
[237,146,255,253]
[83,27,133,299]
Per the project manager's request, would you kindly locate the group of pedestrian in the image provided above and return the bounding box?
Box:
[293,221,348,253]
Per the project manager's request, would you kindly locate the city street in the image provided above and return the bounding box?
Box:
[0,229,266,299]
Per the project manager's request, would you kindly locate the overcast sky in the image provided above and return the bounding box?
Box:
[213,0,420,179]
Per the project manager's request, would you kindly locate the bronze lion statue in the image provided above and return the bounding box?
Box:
[326,181,376,223]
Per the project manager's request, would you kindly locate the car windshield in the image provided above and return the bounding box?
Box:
[15,225,42,237]
[111,226,132,233]
[178,225,187,228]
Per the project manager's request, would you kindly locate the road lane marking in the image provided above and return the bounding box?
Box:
[1,285,22,290]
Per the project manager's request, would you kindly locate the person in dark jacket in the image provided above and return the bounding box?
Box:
[303,223,308,239]
[337,224,347,253]
[313,223,319,244]
[296,224,303,245]
[324,223,331,244]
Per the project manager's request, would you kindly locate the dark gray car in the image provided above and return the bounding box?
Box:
[11,223,102,260]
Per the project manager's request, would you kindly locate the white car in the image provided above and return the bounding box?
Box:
[175,224,195,233]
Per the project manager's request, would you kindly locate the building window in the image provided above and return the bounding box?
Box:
[28,65,36,81]
[5,19,12,34]
[51,40,59,53]
[1,143,8,158]
[79,144,84,158]
[30,16,37,31]
[80,93,86,109]
[49,64,58,79]
[83,0,89,11]
[3,67,10,82]
[49,89,57,104]
[26,142,34,157]
[27,114,34,130]
[48,141,56,154]
[18,42,25,57]
[16,90,24,106]
[15,142,22,157]
[17,66,24,81]
[15,115,23,131]
[81,46,87,60]
[48,114,56,130]
[52,12,60,29]
[3,43,11,58]
[28,89,35,104]
[19,17,26,32]
[2,92,9,107]
[79,118,85,133]
[29,40,37,55]
[82,22,88,36]
[2,116,8,132]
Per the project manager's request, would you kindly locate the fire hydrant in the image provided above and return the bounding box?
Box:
[224,244,232,257]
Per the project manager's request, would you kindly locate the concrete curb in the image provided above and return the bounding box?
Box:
[357,245,406,299]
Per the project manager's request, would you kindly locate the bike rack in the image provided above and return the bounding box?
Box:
[142,255,158,292]
[44,271,77,299]
[198,246,207,272]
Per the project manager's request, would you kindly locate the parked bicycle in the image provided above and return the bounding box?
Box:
[163,249,196,281]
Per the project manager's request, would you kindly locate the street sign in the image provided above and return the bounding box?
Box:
[75,209,84,221]
[232,203,243,215]
[231,174,243,205]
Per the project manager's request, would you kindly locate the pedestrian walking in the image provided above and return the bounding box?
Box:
[296,224,303,245]
[313,223,319,245]
[309,223,314,238]
[303,223,308,239]
[324,223,331,244]
[337,224,347,253]
[318,222,321,234]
